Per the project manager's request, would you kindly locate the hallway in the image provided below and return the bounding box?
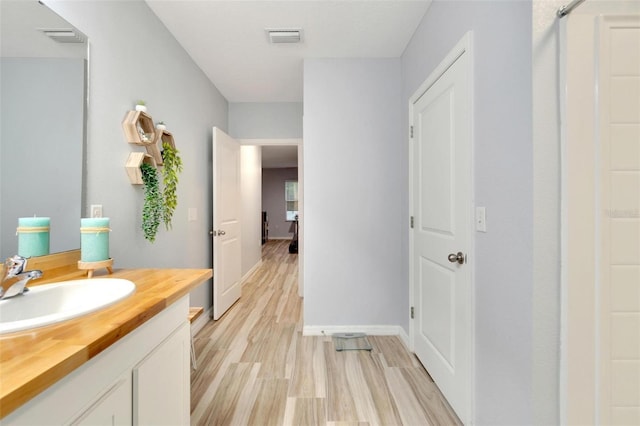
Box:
[190,240,460,425]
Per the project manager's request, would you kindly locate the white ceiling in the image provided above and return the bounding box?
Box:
[146,0,432,102]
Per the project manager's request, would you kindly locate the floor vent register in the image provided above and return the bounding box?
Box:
[332,332,373,352]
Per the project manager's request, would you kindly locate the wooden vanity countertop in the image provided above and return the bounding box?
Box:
[0,267,212,419]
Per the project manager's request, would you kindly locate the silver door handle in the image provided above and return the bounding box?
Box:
[210,230,226,236]
[448,252,465,265]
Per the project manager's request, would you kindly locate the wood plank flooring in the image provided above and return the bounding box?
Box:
[191,240,461,426]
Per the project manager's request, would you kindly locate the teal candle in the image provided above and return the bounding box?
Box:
[17,217,50,257]
[80,218,111,262]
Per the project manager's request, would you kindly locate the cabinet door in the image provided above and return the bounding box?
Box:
[70,374,132,426]
[132,322,190,426]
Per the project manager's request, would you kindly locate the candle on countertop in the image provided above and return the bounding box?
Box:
[17,217,50,257]
[80,218,111,262]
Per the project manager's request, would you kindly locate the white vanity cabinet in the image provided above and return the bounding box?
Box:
[2,296,190,426]
[133,322,190,425]
[71,373,132,426]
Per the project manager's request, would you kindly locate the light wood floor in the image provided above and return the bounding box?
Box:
[191,240,461,426]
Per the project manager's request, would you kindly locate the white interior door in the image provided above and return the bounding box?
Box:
[563,12,640,425]
[212,127,242,320]
[410,34,473,424]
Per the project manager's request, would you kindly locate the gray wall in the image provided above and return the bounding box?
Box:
[402,1,533,424]
[532,1,564,424]
[229,102,303,139]
[303,58,404,327]
[0,58,85,258]
[46,1,228,312]
[262,168,298,239]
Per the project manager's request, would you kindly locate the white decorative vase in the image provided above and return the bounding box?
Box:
[135,104,147,112]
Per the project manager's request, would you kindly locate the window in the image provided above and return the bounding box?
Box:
[285,180,298,221]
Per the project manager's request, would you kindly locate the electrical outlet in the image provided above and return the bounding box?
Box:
[90,204,103,218]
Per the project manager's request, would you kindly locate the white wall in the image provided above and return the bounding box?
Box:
[240,145,262,278]
[402,2,533,424]
[45,0,228,312]
[229,102,303,139]
[1,58,85,258]
[303,58,404,327]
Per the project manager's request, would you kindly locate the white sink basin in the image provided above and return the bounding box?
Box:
[0,278,135,334]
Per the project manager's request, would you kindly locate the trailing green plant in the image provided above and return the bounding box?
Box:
[160,141,183,229]
[140,162,164,242]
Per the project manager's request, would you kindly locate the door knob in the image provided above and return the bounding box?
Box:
[217,230,226,236]
[448,252,465,265]
[210,230,226,236]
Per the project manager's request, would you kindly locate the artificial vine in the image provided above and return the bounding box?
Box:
[160,141,183,230]
[140,162,164,242]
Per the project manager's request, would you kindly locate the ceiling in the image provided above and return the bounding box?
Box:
[262,145,298,168]
[146,0,432,103]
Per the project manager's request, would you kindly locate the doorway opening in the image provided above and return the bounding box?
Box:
[240,138,304,298]
[261,145,299,247]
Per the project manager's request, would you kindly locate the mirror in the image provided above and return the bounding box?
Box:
[0,1,88,259]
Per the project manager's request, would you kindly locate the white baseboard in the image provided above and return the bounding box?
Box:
[241,259,262,285]
[193,317,411,351]
[303,325,408,342]
[398,327,410,348]
[191,307,212,336]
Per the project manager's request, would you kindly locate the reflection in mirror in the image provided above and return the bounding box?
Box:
[0,1,88,259]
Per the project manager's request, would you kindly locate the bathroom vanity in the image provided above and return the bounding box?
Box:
[0,253,211,425]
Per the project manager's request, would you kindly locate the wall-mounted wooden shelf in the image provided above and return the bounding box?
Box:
[122,110,155,145]
[122,106,179,185]
[148,129,176,166]
[125,152,156,185]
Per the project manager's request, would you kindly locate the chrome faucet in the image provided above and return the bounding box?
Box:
[0,255,42,300]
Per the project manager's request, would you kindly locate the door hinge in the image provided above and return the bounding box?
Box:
[410,216,414,229]
[411,306,415,319]
[410,125,414,138]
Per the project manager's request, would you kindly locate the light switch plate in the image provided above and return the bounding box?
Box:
[90,204,103,218]
[188,208,197,222]
[476,207,487,232]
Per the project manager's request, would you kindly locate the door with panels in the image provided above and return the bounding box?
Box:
[410,33,473,425]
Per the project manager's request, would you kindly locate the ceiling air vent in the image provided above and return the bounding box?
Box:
[266,28,302,44]
[38,28,85,43]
